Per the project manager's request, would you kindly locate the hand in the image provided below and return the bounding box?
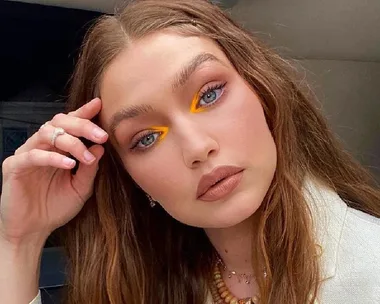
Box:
[0,98,108,246]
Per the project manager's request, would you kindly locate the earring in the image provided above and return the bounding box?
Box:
[146,193,157,208]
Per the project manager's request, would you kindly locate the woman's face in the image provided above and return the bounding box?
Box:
[99,31,277,228]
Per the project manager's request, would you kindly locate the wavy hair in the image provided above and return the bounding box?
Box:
[62,1,380,303]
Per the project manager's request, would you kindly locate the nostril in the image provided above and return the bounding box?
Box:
[192,160,201,167]
[208,149,217,157]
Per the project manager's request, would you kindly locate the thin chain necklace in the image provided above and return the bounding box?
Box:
[210,263,260,304]
[217,258,256,284]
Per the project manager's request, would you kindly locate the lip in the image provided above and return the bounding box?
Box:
[196,165,244,201]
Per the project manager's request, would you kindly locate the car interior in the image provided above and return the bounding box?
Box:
[1,0,379,303]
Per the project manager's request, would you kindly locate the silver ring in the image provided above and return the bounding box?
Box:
[51,127,66,147]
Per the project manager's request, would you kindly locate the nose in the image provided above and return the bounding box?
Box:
[178,122,219,168]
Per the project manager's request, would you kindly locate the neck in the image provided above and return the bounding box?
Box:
[204,212,260,274]
[205,212,262,299]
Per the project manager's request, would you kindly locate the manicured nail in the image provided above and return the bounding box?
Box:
[84,150,96,163]
[63,157,76,167]
[93,128,107,139]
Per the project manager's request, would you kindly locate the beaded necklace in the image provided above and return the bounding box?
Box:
[210,263,260,304]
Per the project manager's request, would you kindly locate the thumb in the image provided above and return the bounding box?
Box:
[71,144,104,200]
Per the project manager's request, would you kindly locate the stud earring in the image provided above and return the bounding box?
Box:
[146,193,157,208]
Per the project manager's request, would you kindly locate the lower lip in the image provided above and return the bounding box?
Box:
[198,171,243,202]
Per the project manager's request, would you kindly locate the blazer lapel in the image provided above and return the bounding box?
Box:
[303,178,348,280]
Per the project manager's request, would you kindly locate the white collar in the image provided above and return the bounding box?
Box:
[206,178,348,303]
[303,178,348,280]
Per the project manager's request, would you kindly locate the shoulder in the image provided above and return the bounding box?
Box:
[322,206,380,302]
[318,197,380,302]
[346,205,380,227]
[340,206,380,257]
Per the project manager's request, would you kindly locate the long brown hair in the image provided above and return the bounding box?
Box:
[63,0,380,303]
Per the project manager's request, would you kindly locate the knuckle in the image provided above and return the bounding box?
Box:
[72,116,82,126]
[52,113,66,124]
[2,156,12,173]
[14,143,27,155]
[38,125,50,138]
[27,149,39,161]
[69,136,84,150]
[67,136,78,146]
[85,120,95,131]
[48,152,56,163]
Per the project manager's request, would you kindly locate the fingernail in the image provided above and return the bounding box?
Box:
[93,128,107,139]
[63,157,76,167]
[84,150,96,163]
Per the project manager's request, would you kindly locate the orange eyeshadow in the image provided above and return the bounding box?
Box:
[190,92,205,113]
[150,126,169,142]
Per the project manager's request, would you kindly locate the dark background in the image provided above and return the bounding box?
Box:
[1,2,101,302]
[0,1,101,102]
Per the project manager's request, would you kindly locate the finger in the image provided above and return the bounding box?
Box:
[39,121,51,130]
[16,117,107,157]
[71,144,104,199]
[67,97,102,119]
[50,112,108,144]
[40,124,97,164]
[4,149,76,174]
[15,98,105,156]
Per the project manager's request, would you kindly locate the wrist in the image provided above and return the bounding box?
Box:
[0,236,43,304]
[0,226,48,252]
[1,238,44,260]
[0,233,45,282]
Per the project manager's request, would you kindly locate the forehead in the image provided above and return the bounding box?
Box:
[98,31,230,129]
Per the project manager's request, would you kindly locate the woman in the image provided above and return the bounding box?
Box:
[1,0,379,303]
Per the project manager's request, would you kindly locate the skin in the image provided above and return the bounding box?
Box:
[99,31,277,297]
[190,91,205,113]
[0,98,107,303]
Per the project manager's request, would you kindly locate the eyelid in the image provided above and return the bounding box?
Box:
[130,126,169,151]
[190,81,226,113]
[150,126,169,140]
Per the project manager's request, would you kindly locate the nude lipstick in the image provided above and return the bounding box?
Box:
[197,166,244,202]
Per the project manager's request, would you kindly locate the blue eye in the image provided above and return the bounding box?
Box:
[133,132,160,150]
[198,83,226,108]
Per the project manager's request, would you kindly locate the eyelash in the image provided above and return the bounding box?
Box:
[129,81,227,153]
[197,81,227,109]
[130,130,162,151]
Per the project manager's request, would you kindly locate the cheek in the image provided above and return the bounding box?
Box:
[123,147,185,200]
[224,87,272,141]
[220,85,277,168]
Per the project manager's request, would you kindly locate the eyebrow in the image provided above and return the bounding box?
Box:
[171,52,222,91]
[109,52,223,136]
[109,104,155,136]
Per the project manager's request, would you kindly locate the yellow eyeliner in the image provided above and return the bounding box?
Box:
[150,126,169,143]
[190,92,205,113]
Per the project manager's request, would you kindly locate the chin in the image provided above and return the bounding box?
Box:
[196,191,264,229]
[211,207,260,229]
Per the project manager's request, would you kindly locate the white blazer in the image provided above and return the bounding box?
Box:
[30,180,380,304]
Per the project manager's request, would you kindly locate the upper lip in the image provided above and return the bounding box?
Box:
[196,165,243,198]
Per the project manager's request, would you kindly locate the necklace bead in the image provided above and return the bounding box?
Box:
[211,264,259,304]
